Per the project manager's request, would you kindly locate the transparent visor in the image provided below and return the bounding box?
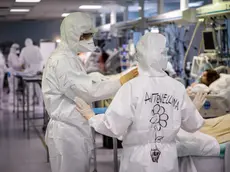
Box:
[80,33,94,41]
[134,48,169,61]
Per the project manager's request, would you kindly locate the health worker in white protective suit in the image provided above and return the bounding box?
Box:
[42,12,138,172]
[76,33,205,172]
[20,38,43,105]
[8,43,22,104]
[0,51,7,109]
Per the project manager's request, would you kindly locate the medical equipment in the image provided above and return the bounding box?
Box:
[190,55,213,78]
[203,30,218,53]
[105,50,121,74]
[120,44,129,71]
[198,94,230,118]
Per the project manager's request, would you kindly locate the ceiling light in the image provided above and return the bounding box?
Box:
[16,0,41,2]
[61,13,70,17]
[128,6,142,12]
[10,9,30,12]
[56,39,61,43]
[79,5,102,9]
[188,1,204,7]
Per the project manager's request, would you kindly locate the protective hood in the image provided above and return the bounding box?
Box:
[59,12,97,55]
[136,33,168,77]
[10,43,20,54]
[25,38,33,47]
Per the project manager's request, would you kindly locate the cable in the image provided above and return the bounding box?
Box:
[183,20,202,70]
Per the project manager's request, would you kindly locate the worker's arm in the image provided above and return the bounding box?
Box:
[36,47,43,61]
[19,49,25,65]
[56,57,137,103]
[76,83,135,138]
[180,91,205,133]
[8,54,22,70]
[55,57,121,103]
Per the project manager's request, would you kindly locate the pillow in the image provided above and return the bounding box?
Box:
[188,83,210,94]
[209,74,230,93]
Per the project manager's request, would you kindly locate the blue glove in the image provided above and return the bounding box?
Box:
[93,108,107,114]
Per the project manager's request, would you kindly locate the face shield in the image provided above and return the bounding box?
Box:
[60,12,98,54]
[135,33,167,76]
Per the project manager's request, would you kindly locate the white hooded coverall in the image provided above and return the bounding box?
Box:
[42,12,121,172]
[20,38,43,105]
[8,43,22,103]
[88,33,204,172]
[20,38,43,74]
[0,51,6,107]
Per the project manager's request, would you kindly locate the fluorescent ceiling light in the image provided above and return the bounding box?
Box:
[62,13,70,17]
[188,1,204,7]
[10,9,30,12]
[128,6,142,12]
[79,5,102,9]
[56,39,61,43]
[16,0,41,2]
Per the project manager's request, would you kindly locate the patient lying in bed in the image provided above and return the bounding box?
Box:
[187,70,230,96]
[187,69,220,94]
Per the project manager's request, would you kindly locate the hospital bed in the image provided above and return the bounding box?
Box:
[199,94,230,118]
[189,73,230,118]
[184,73,230,172]
[179,142,230,172]
[92,108,230,172]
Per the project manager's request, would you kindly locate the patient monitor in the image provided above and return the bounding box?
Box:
[203,30,218,53]
[190,29,219,78]
[190,56,205,78]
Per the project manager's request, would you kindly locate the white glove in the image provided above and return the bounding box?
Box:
[193,92,207,110]
[75,97,95,120]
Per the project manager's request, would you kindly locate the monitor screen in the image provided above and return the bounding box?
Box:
[203,31,216,51]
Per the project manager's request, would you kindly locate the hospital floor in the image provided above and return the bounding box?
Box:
[0,96,120,172]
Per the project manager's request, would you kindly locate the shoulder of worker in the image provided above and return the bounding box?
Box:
[47,52,83,75]
[8,53,13,59]
[20,47,26,53]
[168,76,186,89]
[34,45,41,51]
[128,75,186,90]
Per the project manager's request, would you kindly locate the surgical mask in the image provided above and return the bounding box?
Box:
[78,38,96,52]
[16,50,20,55]
[160,48,169,70]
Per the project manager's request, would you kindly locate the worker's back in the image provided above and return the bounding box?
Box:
[120,75,188,172]
[21,46,42,65]
[20,38,43,73]
[0,52,6,74]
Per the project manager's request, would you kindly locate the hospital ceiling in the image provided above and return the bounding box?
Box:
[0,0,212,21]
